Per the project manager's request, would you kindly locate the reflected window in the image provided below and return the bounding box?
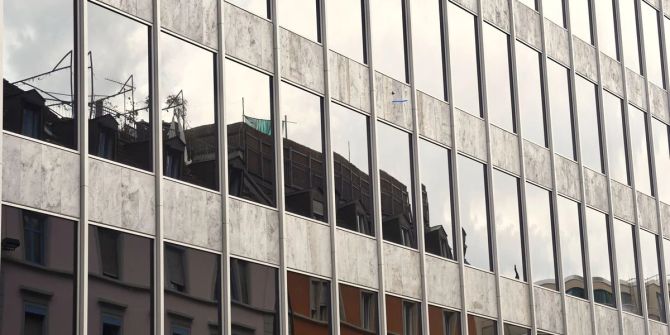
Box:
[428,306,460,335]
[339,284,378,333]
[332,104,374,235]
[652,119,670,203]
[526,183,558,289]
[281,83,328,222]
[629,105,653,195]
[226,60,276,207]
[587,209,615,307]
[457,155,492,271]
[370,0,407,82]
[279,0,320,42]
[484,24,514,132]
[493,170,525,281]
[620,0,642,73]
[24,303,47,335]
[448,3,481,117]
[516,42,546,147]
[98,228,120,279]
[23,212,45,265]
[231,259,279,335]
[504,324,530,335]
[420,140,454,259]
[604,92,629,185]
[570,0,593,44]
[575,76,603,172]
[545,0,565,27]
[227,0,269,19]
[88,3,152,171]
[557,196,587,298]
[642,3,665,88]
[548,60,575,160]
[467,315,497,335]
[327,0,365,63]
[640,231,665,322]
[386,295,421,335]
[596,0,618,59]
[412,0,447,100]
[613,219,641,314]
[288,272,330,335]
[378,122,416,247]
[160,33,218,190]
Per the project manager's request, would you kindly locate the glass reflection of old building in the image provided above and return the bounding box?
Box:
[287,272,330,335]
[230,259,280,335]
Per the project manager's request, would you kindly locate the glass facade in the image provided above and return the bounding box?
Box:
[548,60,575,160]
[526,183,557,289]
[458,155,491,272]
[586,209,615,307]
[603,92,629,185]
[575,76,602,172]
[339,284,378,334]
[231,258,279,334]
[558,196,587,298]
[492,170,525,281]
[613,219,641,314]
[483,24,514,132]
[386,295,421,335]
[516,42,546,147]
[448,3,481,118]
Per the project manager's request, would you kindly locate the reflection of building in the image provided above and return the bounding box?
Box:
[422,184,454,259]
[644,277,664,321]
[230,259,279,335]
[89,106,152,170]
[339,284,378,335]
[287,272,330,335]
[163,121,219,190]
[385,295,421,335]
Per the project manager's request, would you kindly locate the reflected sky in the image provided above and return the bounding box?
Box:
[613,219,640,314]
[228,0,269,18]
[377,122,413,195]
[570,0,592,44]
[279,0,319,41]
[526,183,557,288]
[639,230,663,321]
[596,0,618,59]
[652,119,670,204]
[225,60,272,124]
[411,0,446,100]
[620,0,642,74]
[516,42,546,147]
[548,60,575,160]
[331,104,370,174]
[575,76,602,172]
[457,155,491,271]
[448,3,480,117]
[492,170,524,280]
[280,83,323,152]
[370,0,407,82]
[603,92,629,185]
[544,0,565,27]
[586,208,615,307]
[327,0,365,64]
[629,106,653,195]
[557,196,586,297]
[642,3,665,88]
[484,24,514,132]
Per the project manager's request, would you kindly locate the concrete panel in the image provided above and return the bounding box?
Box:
[612,181,636,223]
[224,3,274,73]
[584,168,608,212]
[555,154,581,201]
[573,37,598,82]
[626,69,648,110]
[545,19,570,67]
[646,0,661,10]
[464,267,498,318]
[2,134,79,218]
[500,278,531,326]
[97,0,152,21]
[336,229,378,289]
[649,82,670,124]
[482,0,510,32]
[281,28,324,93]
[622,312,645,335]
[661,202,670,239]
[374,72,413,130]
[452,0,479,15]
[163,179,221,250]
[285,214,331,277]
[650,321,668,335]
[228,198,280,265]
[638,192,659,234]
[89,158,155,235]
[457,110,488,161]
[524,141,553,188]
[565,296,592,335]
[601,53,624,97]
[383,243,422,299]
[329,51,370,113]
[490,126,520,175]
[666,0,670,17]
[161,0,218,49]
[425,255,461,309]
[417,91,451,147]
[534,287,564,334]
[594,304,620,335]
[514,2,542,51]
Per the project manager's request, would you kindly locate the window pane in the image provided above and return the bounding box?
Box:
[378,122,416,247]
[493,170,525,281]
[231,259,279,334]
[545,0,565,27]
[1,206,76,335]
[570,0,593,44]
[596,0,618,59]
[227,0,269,18]
[575,76,603,172]
[642,4,665,88]
[3,0,76,148]
[484,24,514,132]
[457,155,492,271]
[428,306,460,335]
[160,33,218,190]
[281,83,328,222]
[288,272,330,334]
[420,140,455,259]
[467,315,497,335]
[386,295,421,335]
[665,18,670,80]
[504,324,531,335]
[448,3,481,117]
[629,105,653,195]
[226,60,276,207]
[340,284,378,333]
[620,0,642,73]
[652,119,670,203]
[279,0,319,41]
[640,231,665,322]
[548,60,576,160]
[89,226,153,334]
[613,219,641,314]
[558,196,587,298]
[664,239,670,304]
[603,92,629,185]
[370,0,407,82]
[412,0,446,100]
[327,0,365,63]
[526,183,558,289]
[587,209,615,307]
[516,42,546,147]
[332,104,374,235]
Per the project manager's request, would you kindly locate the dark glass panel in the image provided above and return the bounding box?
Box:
[225,59,276,207]
[613,219,641,314]
[287,271,330,335]
[231,258,280,334]
[516,42,546,147]
[1,206,76,335]
[640,231,664,322]
[642,3,665,88]
[281,83,328,222]
[88,226,153,335]
[428,305,459,335]
[279,0,320,42]
[160,33,218,190]
[228,0,270,19]
[526,183,558,289]
[412,0,446,100]
[629,105,653,195]
[557,196,587,298]
[448,3,481,117]
[327,0,365,64]
[386,295,421,335]
[492,170,525,281]
[545,0,565,27]
[575,76,603,172]
[457,155,492,271]
[370,0,407,82]
[587,209,615,307]
[467,315,496,335]
[504,324,530,335]
[339,284,379,334]
[620,0,642,74]
[596,0,618,59]
[483,24,514,132]
[603,92,629,185]
[652,119,670,203]
[3,0,77,148]
[570,0,593,44]
[548,60,575,160]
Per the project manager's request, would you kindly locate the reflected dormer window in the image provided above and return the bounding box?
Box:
[23,212,45,265]
[165,246,186,292]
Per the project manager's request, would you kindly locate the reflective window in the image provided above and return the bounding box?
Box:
[493,170,525,281]
[570,0,593,44]
[327,0,365,63]
[281,83,328,222]
[288,272,330,334]
[3,0,77,148]
[596,0,618,59]
[227,0,269,18]
[448,3,481,117]
[88,4,151,171]
[640,231,665,322]
[504,324,531,335]
[420,140,455,259]
[587,209,615,307]
[1,206,76,335]
[665,18,670,80]
[467,315,497,335]
[457,155,492,271]
[603,92,629,185]
[165,243,221,334]
[620,0,642,73]
[545,0,565,27]
[557,196,587,298]
[629,105,653,195]
[339,284,378,333]
[613,219,641,314]
[652,119,670,203]
[526,183,558,289]
[226,60,276,206]
[412,0,447,100]
[231,258,279,334]
[89,226,153,335]
[370,0,407,82]
[575,76,603,172]
[378,122,416,247]
[516,42,546,147]
[428,306,460,335]
[279,0,320,41]
[548,60,576,160]
[664,239,670,304]
[332,104,374,235]
[484,24,514,132]
[642,3,665,88]
[160,33,218,190]
[386,296,421,335]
